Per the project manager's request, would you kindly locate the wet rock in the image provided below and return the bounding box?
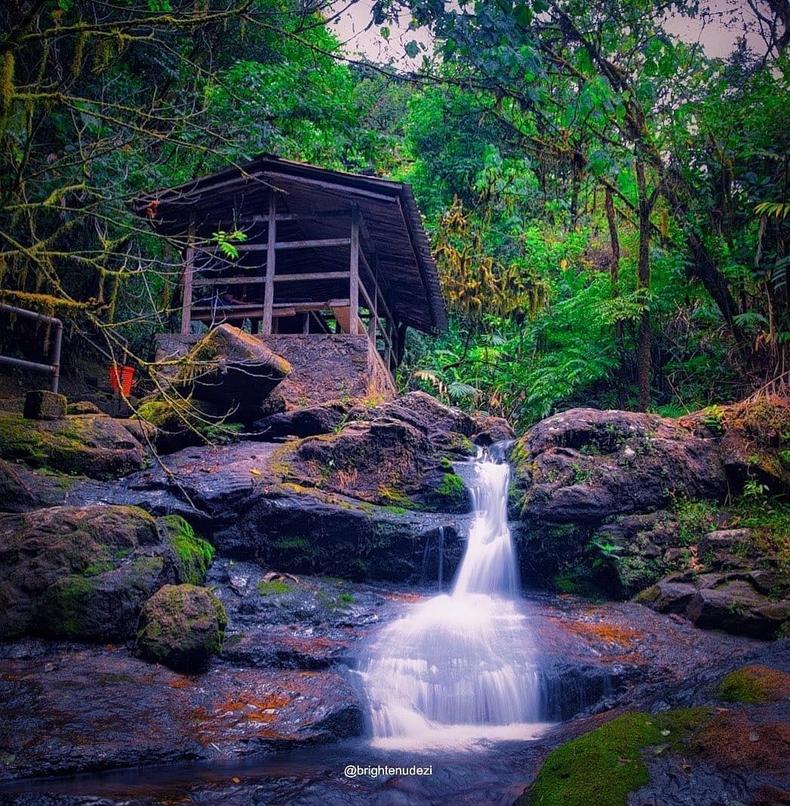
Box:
[638,572,789,639]
[136,584,227,672]
[37,555,172,642]
[23,390,66,420]
[68,439,469,583]
[284,418,472,513]
[208,559,392,669]
[470,414,514,445]
[0,412,152,478]
[251,402,349,439]
[0,506,212,641]
[512,408,728,526]
[0,644,363,781]
[66,400,102,415]
[176,324,291,415]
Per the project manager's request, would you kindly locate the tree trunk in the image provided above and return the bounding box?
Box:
[635,157,652,411]
[604,186,626,407]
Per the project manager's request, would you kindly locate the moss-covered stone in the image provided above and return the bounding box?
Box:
[523,709,710,806]
[39,575,96,638]
[0,412,148,478]
[160,515,214,585]
[717,664,790,704]
[136,584,227,672]
[23,390,67,420]
[1,505,184,641]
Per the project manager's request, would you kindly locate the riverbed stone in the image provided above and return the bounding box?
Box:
[135,584,227,671]
[638,572,789,639]
[0,506,212,641]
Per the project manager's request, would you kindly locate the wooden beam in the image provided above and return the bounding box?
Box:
[192,276,264,288]
[191,299,351,322]
[199,238,351,254]
[181,218,195,335]
[273,271,350,282]
[263,170,402,203]
[349,206,360,335]
[235,210,349,224]
[263,192,276,335]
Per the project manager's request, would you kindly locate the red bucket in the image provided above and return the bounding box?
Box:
[108,365,135,396]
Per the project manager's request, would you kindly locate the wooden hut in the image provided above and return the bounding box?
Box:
[136,155,446,404]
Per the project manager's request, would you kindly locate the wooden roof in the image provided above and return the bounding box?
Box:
[134,155,447,334]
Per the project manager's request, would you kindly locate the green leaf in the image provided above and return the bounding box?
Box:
[405,40,420,59]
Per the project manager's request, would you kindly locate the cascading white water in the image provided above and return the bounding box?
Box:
[359,448,547,747]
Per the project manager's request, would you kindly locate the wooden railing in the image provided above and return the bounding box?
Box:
[180,194,398,370]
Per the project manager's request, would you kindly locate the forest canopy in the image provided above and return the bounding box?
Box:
[1,0,788,428]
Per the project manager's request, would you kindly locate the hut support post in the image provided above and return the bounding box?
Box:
[180,218,195,335]
[263,192,277,335]
[349,206,360,335]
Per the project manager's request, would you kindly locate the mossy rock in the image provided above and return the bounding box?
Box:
[160,515,214,585]
[0,505,185,641]
[522,709,710,806]
[177,324,292,415]
[0,412,148,478]
[136,584,227,672]
[717,664,790,704]
[37,555,169,641]
[137,397,243,452]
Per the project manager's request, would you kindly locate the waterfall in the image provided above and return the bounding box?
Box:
[359,447,547,747]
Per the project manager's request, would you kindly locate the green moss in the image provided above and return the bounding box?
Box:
[525,709,710,806]
[257,580,293,596]
[674,498,719,545]
[273,536,311,551]
[82,558,114,577]
[438,471,464,496]
[0,413,98,475]
[717,665,789,704]
[161,515,214,585]
[318,588,356,610]
[211,591,228,634]
[41,575,96,638]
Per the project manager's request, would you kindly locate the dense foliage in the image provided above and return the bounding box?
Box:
[1,0,788,426]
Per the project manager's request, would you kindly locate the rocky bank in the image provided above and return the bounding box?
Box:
[0,380,787,803]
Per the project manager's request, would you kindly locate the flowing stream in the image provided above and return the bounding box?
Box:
[359,447,549,747]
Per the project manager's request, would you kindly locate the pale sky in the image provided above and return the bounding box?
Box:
[328,0,774,67]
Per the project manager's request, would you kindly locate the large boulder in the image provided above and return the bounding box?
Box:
[0,506,213,640]
[252,401,350,439]
[637,570,789,639]
[0,411,153,478]
[282,418,472,513]
[695,396,790,491]
[512,408,728,525]
[136,583,227,671]
[176,324,291,415]
[68,441,468,584]
[347,391,478,456]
